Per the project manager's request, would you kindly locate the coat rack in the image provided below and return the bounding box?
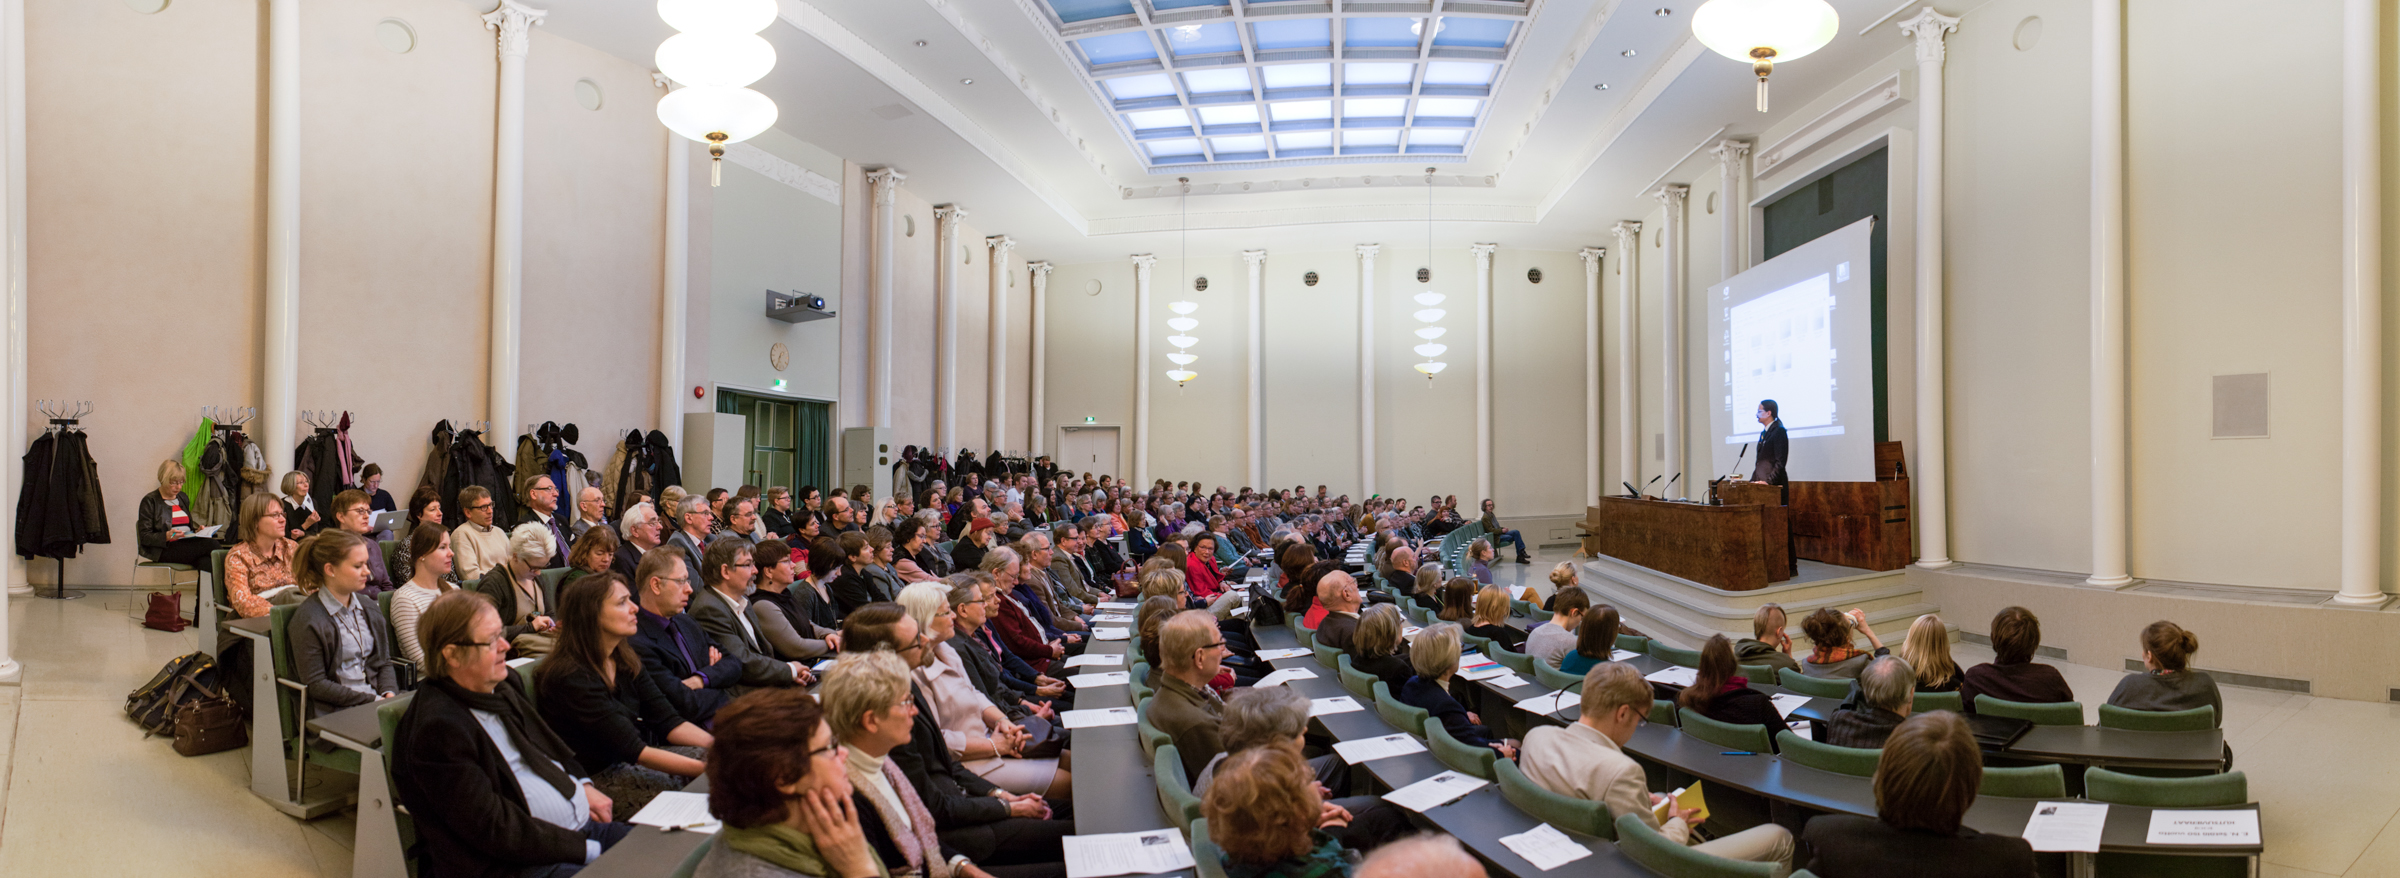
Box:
[204,405,256,427]
[31,400,90,599]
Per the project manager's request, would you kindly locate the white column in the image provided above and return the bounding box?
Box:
[657,79,687,451]
[1610,222,1642,489]
[1901,8,1960,569]
[1580,247,1605,506]
[260,0,300,509]
[1028,261,1052,457]
[1132,254,1156,487]
[0,0,26,654]
[987,234,1015,453]
[2086,2,2130,587]
[866,169,905,428]
[1654,185,1690,498]
[1472,243,1497,501]
[1710,140,1751,283]
[482,0,544,437]
[2336,0,2384,603]
[933,205,965,453]
[1356,244,1380,496]
[1243,249,1267,488]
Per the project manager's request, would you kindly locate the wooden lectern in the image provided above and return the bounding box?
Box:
[1787,442,1913,571]
[1580,497,1791,591]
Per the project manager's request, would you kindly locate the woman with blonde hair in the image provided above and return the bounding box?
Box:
[1410,564,1445,614]
[138,459,222,566]
[1465,586,1526,650]
[1896,614,1962,692]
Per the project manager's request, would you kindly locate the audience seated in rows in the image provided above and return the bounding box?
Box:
[893,581,1072,801]
[1679,634,1795,740]
[626,548,745,728]
[1896,614,1962,692]
[1735,603,1800,675]
[1523,583,1588,669]
[689,537,816,689]
[1825,656,1915,749]
[1800,711,2036,878]
[534,573,713,811]
[943,573,1067,719]
[1960,606,2074,710]
[690,688,871,878]
[1398,624,1516,759]
[1800,608,1888,680]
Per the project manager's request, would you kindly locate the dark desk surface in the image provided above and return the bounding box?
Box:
[308,697,393,746]
[223,615,271,636]
[2009,724,2226,769]
[581,825,708,878]
[1072,639,1189,845]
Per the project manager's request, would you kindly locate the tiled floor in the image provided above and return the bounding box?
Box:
[0,549,2393,876]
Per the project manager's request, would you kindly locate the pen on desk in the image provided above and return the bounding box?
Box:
[1720,751,1757,756]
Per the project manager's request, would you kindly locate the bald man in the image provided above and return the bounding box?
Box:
[570,486,611,539]
[1357,835,1487,878]
[1313,571,1364,650]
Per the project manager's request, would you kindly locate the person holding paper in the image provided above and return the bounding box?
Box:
[891,582,1071,801]
[693,687,883,878]
[1201,748,1355,878]
[1800,712,2035,878]
[1677,635,1795,740]
[1824,656,1914,749]
[1519,662,1794,874]
[137,460,223,567]
[1398,625,1516,759]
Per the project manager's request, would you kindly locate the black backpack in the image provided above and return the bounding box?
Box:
[126,651,227,737]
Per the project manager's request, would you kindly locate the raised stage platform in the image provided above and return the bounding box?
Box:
[1571,550,1944,649]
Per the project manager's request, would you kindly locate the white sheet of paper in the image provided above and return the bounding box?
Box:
[185,524,225,539]
[1309,696,1366,716]
[1091,613,1136,623]
[2145,809,2259,845]
[1459,663,1515,682]
[1067,671,1131,688]
[1499,823,1594,871]
[1061,828,1197,878]
[2022,802,2109,852]
[1610,649,1641,662]
[1484,673,1533,689]
[1383,770,1490,813]
[1769,693,1812,718]
[1090,627,1132,641]
[1063,653,1125,668]
[1255,647,1314,661]
[1059,706,1140,729]
[506,656,537,668]
[1254,667,1319,688]
[1402,626,1424,640]
[1514,691,1572,715]
[1331,733,1428,764]
[1096,602,1139,611]
[1645,666,1699,687]
[628,791,721,834]
[1786,720,1813,738]
[1231,605,1252,618]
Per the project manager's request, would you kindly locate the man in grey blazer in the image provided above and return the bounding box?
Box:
[1047,522,1101,606]
[683,535,812,690]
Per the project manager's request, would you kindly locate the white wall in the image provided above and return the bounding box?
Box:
[706,129,844,404]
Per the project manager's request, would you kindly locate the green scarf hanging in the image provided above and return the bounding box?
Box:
[721,823,890,878]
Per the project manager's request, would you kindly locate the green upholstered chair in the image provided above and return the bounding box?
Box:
[1190,818,1229,878]
[375,695,420,876]
[1496,758,1612,839]
[1337,654,1376,700]
[1489,646,1535,676]
[2098,703,2217,731]
[1912,691,1964,714]
[1373,681,1431,739]
[1678,708,1773,753]
[377,590,418,690]
[1978,764,2068,799]
[1616,633,1651,654]
[1460,631,1495,653]
[1293,621,1317,651]
[1649,699,1678,726]
[1425,719,1498,780]
[1311,639,1343,669]
[1613,813,1779,878]
[1775,731,1880,777]
[1154,744,1202,832]
[1130,666,1154,706]
[379,540,403,583]
[1776,668,1853,699]
[267,604,363,801]
[1648,640,1703,669]
[667,837,714,878]
[536,566,572,610]
[1974,695,2085,726]
[2085,769,2251,878]
[1135,700,1170,761]
[1534,656,1585,691]
[1510,599,1540,619]
[517,657,544,704]
[1737,664,1780,686]
[200,548,233,657]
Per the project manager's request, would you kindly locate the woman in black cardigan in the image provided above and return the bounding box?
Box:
[1677,634,1794,740]
[394,590,632,878]
[137,460,221,566]
[535,573,713,811]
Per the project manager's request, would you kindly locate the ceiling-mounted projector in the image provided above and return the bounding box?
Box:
[765,289,835,323]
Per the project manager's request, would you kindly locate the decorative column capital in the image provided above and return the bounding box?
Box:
[1579,247,1606,270]
[1707,139,1752,163]
[1898,7,1961,66]
[1355,244,1381,259]
[986,235,1016,259]
[1028,260,1053,276]
[934,204,967,235]
[482,0,547,60]
[1131,254,1157,273]
[1652,184,1690,214]
[651,72,671,89]
[1241,249,1268,266]
[867,168,906,206]
[1610,221,1643,244]
[1470,243,1498,267]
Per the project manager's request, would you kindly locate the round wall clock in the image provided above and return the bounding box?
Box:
[769,342,790,372]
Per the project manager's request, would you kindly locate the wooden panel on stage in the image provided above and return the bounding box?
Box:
[1583,498,1790,591]
[1715,481,1783,508]
[1788,479,1911,571]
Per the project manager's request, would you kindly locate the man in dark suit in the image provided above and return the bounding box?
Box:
[1751,398,1790,489]
[517,476,570,569]
[684,536,812,689]
[624,548,743,726]
[1313,571,1363,649]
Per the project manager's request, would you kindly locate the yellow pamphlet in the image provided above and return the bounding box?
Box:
[1651,781,1711,825]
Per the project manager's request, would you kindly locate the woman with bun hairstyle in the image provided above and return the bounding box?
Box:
[2105,621,2223,726]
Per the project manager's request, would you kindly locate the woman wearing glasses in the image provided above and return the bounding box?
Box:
[536,573,714,811]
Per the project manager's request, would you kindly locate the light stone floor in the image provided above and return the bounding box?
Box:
[0,549,2392,877]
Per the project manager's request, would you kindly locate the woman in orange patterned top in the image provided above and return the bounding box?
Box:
[225,492,303,618]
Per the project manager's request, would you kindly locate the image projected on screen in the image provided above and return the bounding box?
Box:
[1728,273,1839,439]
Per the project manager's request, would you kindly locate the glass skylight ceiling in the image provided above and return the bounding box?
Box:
[1039,0,1530,171]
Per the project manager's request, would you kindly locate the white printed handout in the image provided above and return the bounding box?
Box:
[1090,627,1132,641]
[1482,673,1532,689]
[1061,829,1196,878]
[1096,602,1139,611]
[1514,691,1573,716]
[1255,647,1314,661]
[1309,696,1366,716]
[1092,613,1136,623]
[1768,693,1812,718]
[1067,672,1131,688]
[628,791,721,834]
[1459,663,1516,682]
[1063,653,1125,668]
[1499,823,1595,871]
[1383,771,1489,813]
[2021,802,2108,852]
[1610,649,1641,662]
[1254,667,1319,688]
[2145,810,2259,845]
[1059,707,1140,729]
[1645,666,1700,687]
[1331,733,1428,764]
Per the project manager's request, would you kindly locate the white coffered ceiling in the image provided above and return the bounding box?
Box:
[538,0,1974,264]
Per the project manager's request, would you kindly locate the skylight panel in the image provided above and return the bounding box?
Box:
[1341,129,1400,149]
[1406,129,1468,146]
[1420,61,1496,85]
[1343,62,1416,86]
[1274,131,1333,150]
[1342,98,1407,118]
[1103,73,1179,100]
[1251,18,1330,51]
[1259,63,1333,89]
[1145,138,1206,159]
[1268,100,1333,121]
[1076,32,1160,66]
[1210,135,1268,154]
[1431,17,1514,48]
[1342,17,1420,48]
[1162,22,1242,57]
[1045,0,1138,24]
[1196,105,1262,125]
[1151,0,1230,10]
[1181,68,1254,95]
[1125,108,1194,130]
[1412,97,1480,119]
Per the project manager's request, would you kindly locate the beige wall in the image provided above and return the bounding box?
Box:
[705,129,843,404]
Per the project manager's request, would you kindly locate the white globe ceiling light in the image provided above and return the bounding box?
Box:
[1415,327,1446,340]
[1165,178,1199,387]
[655,0,780,186]
[1412,167,1447,380]
[1689,0,1839,112]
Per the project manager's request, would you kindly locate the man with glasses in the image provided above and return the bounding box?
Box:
[612,502,665,583]
[1148,610,1233,780]
[665,495,714,588]
[626,548,745,726]
[685,535,812,689]
[519,476,569,570]
[1519,662,1793,872]
[451,485,511,581]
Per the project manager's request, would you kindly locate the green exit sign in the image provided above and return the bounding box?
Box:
[1084,416,1097,424]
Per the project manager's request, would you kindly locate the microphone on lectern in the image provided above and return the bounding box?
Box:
[1731,443,1750,477]
[1663,473,1682,500]
[1640,475,1663,498]
[1623,482,1642,499]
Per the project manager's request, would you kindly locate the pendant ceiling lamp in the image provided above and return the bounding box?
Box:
[1166,177,1198,386]
[655,0,780,186]
[1690,0,1839,112]
[1413,168,1447,378]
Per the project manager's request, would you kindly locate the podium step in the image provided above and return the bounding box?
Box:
[1572,553,1948,651]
